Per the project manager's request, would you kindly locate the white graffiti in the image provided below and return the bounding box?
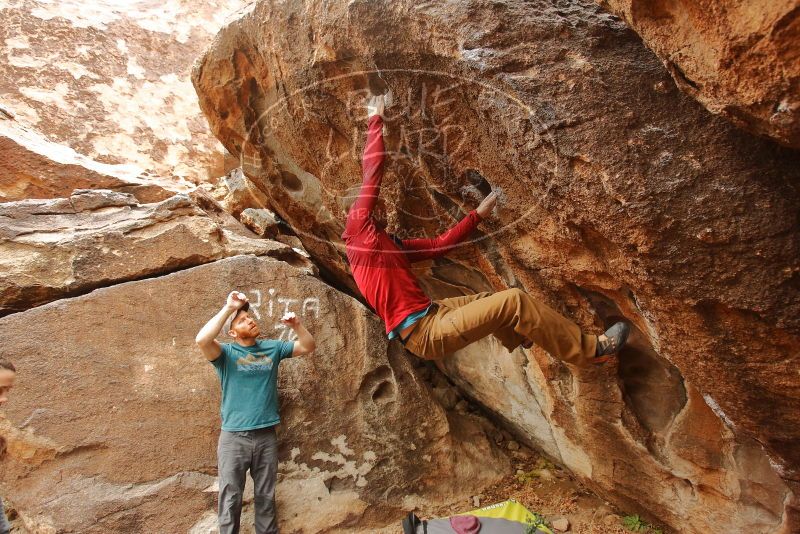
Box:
[244,288,321,339]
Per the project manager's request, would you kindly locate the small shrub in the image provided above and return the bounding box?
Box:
[622,514,663,533]
[623,514,646,532]
[525,513,550,534]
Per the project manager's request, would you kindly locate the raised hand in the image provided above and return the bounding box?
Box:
[280,311,300,328]
[225,291,248,310]
[366,94,385,118]
[476,190,498,219]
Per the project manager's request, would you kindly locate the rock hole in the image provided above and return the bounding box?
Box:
[462,169,493,197]
[367,71,389,95]
[326,476,350,492]
[614,315,687,434]
[358,365,397,406]
[578,288,688,437]
[372,380,396,405]
[279,170,303,192]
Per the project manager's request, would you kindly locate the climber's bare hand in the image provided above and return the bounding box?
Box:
[366,94,385,118]
[476,191,498,219]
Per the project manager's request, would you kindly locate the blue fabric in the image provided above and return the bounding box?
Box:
[388,304,432,340]
[211,339,294,432]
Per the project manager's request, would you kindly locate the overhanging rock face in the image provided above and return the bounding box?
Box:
[0,255,508,533]
[192,1,800,532]
[597,0,800,149]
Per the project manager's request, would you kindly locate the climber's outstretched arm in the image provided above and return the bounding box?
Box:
[400,191,497,262]
[344,95,386,236]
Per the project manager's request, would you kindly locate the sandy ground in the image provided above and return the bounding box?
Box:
[5,449,664,534]
[348,446,667,534]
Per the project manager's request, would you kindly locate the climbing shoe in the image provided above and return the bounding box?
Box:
[595,321,630,359]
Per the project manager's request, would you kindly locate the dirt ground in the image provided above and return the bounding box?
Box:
[5,450,664,534]
[357,446,667,534]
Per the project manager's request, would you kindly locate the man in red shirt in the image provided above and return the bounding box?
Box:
[342,95,629,367]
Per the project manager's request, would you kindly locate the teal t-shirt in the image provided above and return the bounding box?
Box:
[211,339,295,432]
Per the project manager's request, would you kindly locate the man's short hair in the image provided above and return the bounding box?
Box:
[225,302,250,333]
[0,358,15,372]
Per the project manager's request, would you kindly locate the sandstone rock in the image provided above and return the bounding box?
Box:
[0,188,311,316]
[219,167,274,217]
[552,517,570,532]
[192,1,800,532]
[431,372,451,390]
[0,0,250,189]
[0,114,171,203]
[597,0,800,149]
[0,255,509,533]
[432,387,460,411]
[240,207,280,238]
[273,234,308,253]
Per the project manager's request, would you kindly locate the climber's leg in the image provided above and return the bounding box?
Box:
[433,292,528,350]
[405,288,597,365]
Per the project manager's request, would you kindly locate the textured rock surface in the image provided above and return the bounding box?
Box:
[210,167,274,218]
[240,207,280,238]
[192,1,800,532]
[0,255,508,533]
[0,0,248,189]
[0,188,312,316]
[0,113,171,203]
[598,0,800,149]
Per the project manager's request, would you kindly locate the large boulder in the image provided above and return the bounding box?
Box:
[0,0,250,189]
[0,255,508,533]
[0,188,313,316]
[597,0,800,149]
[0,113,171,203]
[191,1,800,532]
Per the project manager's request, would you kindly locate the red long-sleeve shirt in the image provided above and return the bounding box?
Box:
[342,115,483,335]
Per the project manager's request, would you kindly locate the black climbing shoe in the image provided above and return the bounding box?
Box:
[596,322,630,358]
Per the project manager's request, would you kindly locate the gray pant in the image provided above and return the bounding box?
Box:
[0,496,9,534]
[217,426,279,534]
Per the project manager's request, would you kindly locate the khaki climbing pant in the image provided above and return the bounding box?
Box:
[403,288,597,367]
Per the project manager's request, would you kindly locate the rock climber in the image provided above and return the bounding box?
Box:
[0,358,16,534]
[342,94,629,366]
[195,291,316,534]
